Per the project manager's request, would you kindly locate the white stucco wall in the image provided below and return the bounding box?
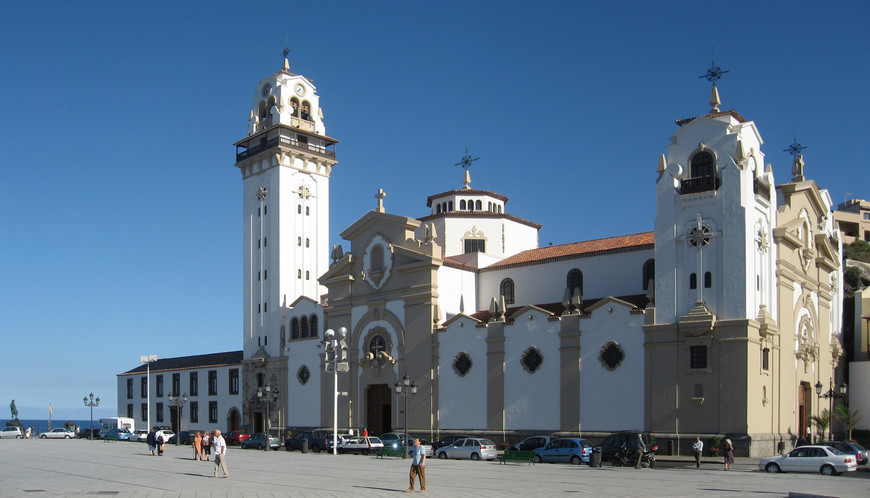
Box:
[503,309,561,430]
[479,249,653,309]
[578,300,645,431]
[436,265,478,316]
[436,317,488,429]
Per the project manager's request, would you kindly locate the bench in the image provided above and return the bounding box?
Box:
[376,445,406,459]
[498,449,536,465]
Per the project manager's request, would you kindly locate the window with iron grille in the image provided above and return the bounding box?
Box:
[690,346,708,369]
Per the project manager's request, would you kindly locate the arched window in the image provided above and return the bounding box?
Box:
[436,204,442,214]
[297,269,302,279]
[567,269,583,297]
[289,97,300,117]
[448,201,453,211]
[475,200,482,210]
[468,201,474,212]
[642,259,655,290]
[309,315,318,338]
[691,151,715,178]
[460,200,467,210]
[298,205,302,214]
[497,205,502,213]
[291,318,300,339]
[301,101,312,121]
[704,272,712,288]
[306,207,310,215]
[305,238,309,248]
[300,316,309,338]
[690,273,697,289]
[500,278,515,305]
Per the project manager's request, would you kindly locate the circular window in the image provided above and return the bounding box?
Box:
[297,365,310,385]
[453,352,472,377]
[521,347,543,373]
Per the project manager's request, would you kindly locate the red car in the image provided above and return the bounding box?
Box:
[224,431,250,446]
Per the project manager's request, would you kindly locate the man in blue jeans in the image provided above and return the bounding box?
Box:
[406,438,426,492]
[634,433,646,469]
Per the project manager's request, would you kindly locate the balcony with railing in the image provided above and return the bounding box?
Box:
[236,126,336,163]
[679,175,720,195]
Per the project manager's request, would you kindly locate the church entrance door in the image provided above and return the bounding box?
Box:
[798,382,809,440]
[366,384,392,436]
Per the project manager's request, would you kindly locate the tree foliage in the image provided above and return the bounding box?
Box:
[834,404,864,441]
[811,409,831,440]
[844,240,870,263]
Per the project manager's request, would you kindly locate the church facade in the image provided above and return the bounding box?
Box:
[118,58,844,457]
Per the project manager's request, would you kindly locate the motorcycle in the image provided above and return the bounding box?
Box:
[612,442,658,468]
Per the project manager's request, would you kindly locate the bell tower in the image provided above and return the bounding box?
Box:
[652,68,777,324]
[233,54,339,360]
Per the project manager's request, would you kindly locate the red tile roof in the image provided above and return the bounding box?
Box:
[483,232,654,271]
[676,109,746,126]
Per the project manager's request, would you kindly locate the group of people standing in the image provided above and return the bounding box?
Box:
[143,427,228,478]
[692,436,735,470]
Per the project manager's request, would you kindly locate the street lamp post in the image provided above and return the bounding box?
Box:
[256,384,280,451]
[394,374,417,459]
[167,392,188,446]
[83,392,100,440]
[815,378,847,441]
[323,327,348,455]
[140,355,157,430]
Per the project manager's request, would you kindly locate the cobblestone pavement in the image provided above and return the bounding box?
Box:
[1,439,868,497]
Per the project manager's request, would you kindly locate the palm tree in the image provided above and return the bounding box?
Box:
[810,409,831,442]
[833,404,864,441]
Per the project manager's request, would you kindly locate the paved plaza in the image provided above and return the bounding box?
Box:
[1,439,869,497]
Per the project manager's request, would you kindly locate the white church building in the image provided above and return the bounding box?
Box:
[119,56,847,456]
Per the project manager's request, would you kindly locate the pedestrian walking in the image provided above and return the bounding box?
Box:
[193,432,203,460]
[406,438,426,492]
[634,433,646,469]
[212,430,229,478]
[692,437,704,468]
[202,431,211,461]
[146,428,157,456]
[723,439,734,470]
[156,430,166,456]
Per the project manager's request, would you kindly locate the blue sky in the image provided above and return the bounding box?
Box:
[1,1,867,419]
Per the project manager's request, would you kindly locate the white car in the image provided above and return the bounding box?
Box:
[38,428,75,439]
[759,445,858,476]
[338,436,384,455]
[129,430,149,442]
[0,426,24,439]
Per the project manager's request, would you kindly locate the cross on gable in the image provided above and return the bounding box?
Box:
[375,188,386,212]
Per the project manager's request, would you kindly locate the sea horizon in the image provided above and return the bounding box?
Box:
[2,418,103,433]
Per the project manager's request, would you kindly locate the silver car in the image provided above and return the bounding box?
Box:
[436,437,498,461]
[38,428,75,439]
[0,426,23,439]
[759,445,858,476]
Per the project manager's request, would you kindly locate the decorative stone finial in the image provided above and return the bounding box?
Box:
[791,154,805,182]
[709,86,721,113]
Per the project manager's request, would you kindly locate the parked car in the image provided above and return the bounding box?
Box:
[599,431,652,462]
[759,445,857,476]
[0,426,24,439]
[385,436,434,457]
[284,430,332,452]
[38,428,75,439]
[242,433,281,450]
[432,434,476,450]
[817,441,869,465]
[103,428,132,441]
[378,432,403,444]
[510,435,557,452]
[169,430,203,445]
[338,436,384,455]
[225,431,250,446]
[77,428,100,439]
[435,437,497,461]
[129,430,149,442]
[533,438,595,465]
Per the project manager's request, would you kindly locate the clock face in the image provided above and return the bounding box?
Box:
[261,84,272,97]
[295,84,305,96]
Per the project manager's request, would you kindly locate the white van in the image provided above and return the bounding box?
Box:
[98,417,135,439]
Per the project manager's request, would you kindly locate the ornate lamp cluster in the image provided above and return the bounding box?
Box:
[394,374,417,459]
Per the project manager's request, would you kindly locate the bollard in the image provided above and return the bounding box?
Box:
[302,438,309,453]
